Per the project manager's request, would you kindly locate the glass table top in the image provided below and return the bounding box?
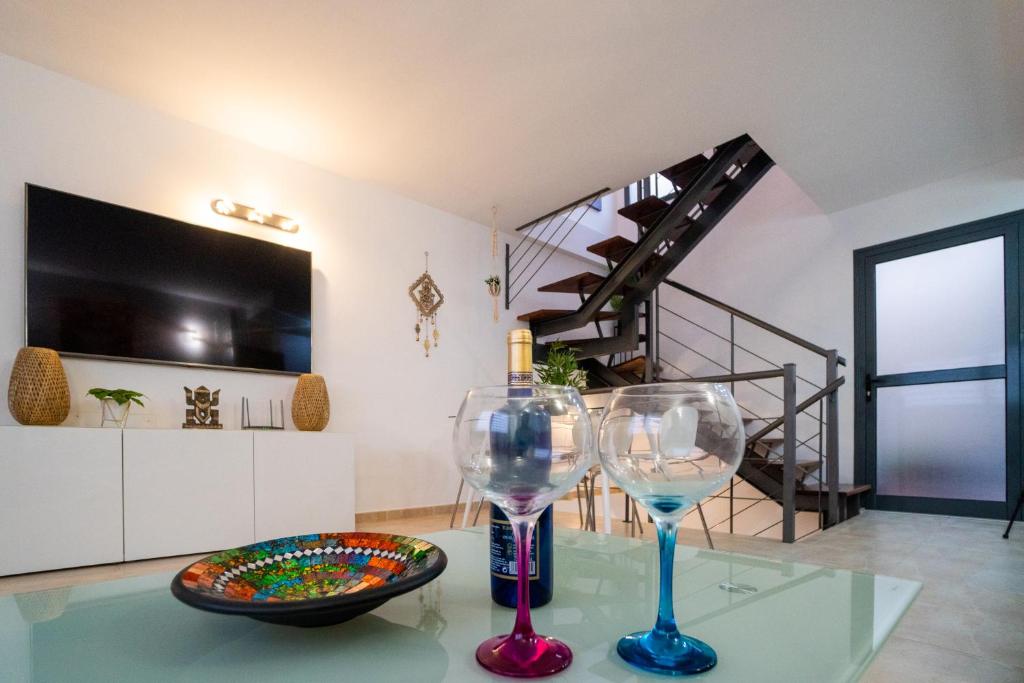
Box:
[0,528,919,682]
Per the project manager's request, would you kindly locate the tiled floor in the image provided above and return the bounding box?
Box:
[2,507,1021,681]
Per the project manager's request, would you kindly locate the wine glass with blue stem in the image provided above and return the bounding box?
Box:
[598,382,745,676]
[453,384,594,677]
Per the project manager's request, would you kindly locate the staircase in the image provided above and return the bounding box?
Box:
[521,133,773,363]
[505,133,868,542]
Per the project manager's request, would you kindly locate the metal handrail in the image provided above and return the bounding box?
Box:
[746,377,846,444]
[660,331,796,405]
[509,204,598,305]
[658,305,823,389]
[506,191,607,307]
[582,368,786,391]
[654,282,845,534]
[513,188,609,231]
[663,279,847,366]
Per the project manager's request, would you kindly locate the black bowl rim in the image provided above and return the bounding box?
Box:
[169,531,448,617]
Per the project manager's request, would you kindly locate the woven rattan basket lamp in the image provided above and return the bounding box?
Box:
[7,347,70,426]
[292,374,330,431]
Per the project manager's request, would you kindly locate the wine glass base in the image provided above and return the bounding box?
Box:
[476,633,573,678]
[616,630,717,676]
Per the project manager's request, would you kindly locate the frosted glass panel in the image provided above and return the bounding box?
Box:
[876,379,1005,501]
[875,237,1004,375]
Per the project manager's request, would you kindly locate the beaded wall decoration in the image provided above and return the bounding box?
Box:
[409,251,445,357]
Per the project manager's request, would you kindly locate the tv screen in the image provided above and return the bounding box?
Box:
[25,185,312,374]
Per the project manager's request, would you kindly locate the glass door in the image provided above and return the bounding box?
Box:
[855,216,1022,518]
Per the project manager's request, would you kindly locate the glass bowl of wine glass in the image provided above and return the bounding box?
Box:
[598,382,745,676]
[452,384,594,678]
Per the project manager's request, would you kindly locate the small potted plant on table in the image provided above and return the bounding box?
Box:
[87,388,146,428]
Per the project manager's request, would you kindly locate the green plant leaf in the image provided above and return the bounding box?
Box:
[87,388,145,407]
[535,342,587,390]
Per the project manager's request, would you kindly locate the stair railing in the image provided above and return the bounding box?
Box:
[505,188,609,309]
[655,278,846,539]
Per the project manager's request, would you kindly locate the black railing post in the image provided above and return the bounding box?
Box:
[729,313,736,535]
[504,242,510,310]
[644,293,654,383]
[818,399,824,530]
[783,363,797,543]
[826,350,840,526]
[729,314,735,395]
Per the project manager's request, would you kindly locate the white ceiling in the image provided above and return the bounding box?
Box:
[1,1,1022,228]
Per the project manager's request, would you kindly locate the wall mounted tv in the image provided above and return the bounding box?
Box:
[25,185,312,374]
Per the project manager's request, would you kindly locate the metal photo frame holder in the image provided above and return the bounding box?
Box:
[241,397,285,430]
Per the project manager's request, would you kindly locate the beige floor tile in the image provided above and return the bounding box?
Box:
[861,635,1023,683]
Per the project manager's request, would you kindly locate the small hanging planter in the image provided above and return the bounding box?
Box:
[487,206,502,323]
[485,275,501,322]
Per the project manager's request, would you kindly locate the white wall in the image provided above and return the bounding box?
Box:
[668,157,1024,481]
[0,54,552,514]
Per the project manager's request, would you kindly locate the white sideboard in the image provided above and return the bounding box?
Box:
[254,432,355,540]
[0,428,123,575]
[123,430,256,561]
[0,427,355,576]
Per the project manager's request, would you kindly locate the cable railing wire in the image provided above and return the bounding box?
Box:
[657,304,822,389]
[509,200,597,305]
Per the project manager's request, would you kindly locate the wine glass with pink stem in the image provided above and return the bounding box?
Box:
[453,384,594,677]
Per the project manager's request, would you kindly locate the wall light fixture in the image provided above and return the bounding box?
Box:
[211,198,300,233]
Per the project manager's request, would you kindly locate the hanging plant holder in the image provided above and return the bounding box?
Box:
[485,275,502,322]
[487,206,502,323]
[409,252,445,357]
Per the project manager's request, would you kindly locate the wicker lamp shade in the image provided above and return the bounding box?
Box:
[292,374,330,431]
[7,347,70,426]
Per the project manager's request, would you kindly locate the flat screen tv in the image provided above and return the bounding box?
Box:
[25,185,312,374]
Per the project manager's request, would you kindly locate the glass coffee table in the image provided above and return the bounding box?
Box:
[0,528,918,681]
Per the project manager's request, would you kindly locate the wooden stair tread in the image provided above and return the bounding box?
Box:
[587,234,669,268]
[799,483,872,495]
[517,308,619,323]
[587,235,636,261]
[746,457,823,473]
[660,153,709,189]
[536,271,606,294]
[618,196,670,227]
[611,356,646,376]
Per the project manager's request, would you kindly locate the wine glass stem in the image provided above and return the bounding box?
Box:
[653,518,681,638]
[510,517,537,640]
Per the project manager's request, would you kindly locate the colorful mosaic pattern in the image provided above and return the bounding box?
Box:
[178,533,441,603]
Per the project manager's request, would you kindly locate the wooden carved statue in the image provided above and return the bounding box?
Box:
[183,386,222,429]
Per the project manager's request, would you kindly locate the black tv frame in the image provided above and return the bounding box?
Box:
[23,183,313,376]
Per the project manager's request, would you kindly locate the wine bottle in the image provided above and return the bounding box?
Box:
[489,328,554,608]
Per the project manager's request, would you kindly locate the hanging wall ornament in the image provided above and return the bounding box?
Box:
[485,275,501,323]
[487,205,502,323]
[409,251,445,357]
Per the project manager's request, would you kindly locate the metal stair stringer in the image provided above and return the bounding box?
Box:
[532,133,761,339]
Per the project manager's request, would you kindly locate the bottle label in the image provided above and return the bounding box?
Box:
[489,518,540,580]
[507,371,533,386]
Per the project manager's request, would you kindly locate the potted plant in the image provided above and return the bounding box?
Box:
[484,275,502,297]
[485,275,502,322]
[87,388,145,428]
[535,342,587,391]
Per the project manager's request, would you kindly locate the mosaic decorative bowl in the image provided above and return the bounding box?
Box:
[170,532,447,627]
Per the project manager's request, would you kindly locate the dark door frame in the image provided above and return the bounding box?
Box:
[854,209,1024,519]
